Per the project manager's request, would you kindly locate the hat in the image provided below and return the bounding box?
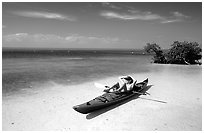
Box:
[121,76,133,84]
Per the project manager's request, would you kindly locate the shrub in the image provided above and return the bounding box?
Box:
[144,41,202,65]
[166,41,202,64]
[144,43,166,63]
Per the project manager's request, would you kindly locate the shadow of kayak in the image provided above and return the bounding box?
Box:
[86,85,154,119]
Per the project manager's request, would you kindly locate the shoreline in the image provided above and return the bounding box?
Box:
[3,62,200,96]
[2,64,202,131]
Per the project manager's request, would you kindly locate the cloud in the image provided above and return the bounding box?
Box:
[32,34,65,43]
[3,33,120,46]
[171,11,189,18]
[3,33,28,42]
[127,9,140,14]
[101,2,121,9]
[11,11,76,21]
[100,11,163,21]
[64,34,119,44]
[161,19,181,24]
[100,10,190,24]
[161,19,183,24]
[161,11,190,24]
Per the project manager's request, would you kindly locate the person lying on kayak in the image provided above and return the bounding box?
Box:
[103,75,136,93]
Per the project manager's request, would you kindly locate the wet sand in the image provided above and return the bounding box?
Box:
[2,64,202,131]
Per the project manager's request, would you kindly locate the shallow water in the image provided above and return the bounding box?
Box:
[2,50,152,95]
[2,49,202,96]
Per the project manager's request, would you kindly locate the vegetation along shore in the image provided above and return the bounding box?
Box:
[144,41,202,65]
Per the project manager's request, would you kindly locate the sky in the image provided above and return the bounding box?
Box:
[2,2,202,49]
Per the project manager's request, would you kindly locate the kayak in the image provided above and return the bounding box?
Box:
[73,78,148,114]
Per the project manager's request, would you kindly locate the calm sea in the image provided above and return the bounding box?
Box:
[2,48,152,95]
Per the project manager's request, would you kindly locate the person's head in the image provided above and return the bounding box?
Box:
[122,76,133,84]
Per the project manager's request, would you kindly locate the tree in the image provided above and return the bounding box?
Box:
[166,41,202,64]
[144,41,202,65]
[144,43,166,63]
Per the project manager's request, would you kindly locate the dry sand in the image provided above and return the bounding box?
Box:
[2,64,202,131]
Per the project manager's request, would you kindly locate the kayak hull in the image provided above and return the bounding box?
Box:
[73,92,136,114]
[73,79,148,114]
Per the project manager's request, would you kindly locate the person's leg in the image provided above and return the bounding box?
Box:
[104,82,120,92]
[110,82,120,90]
[117,83,127,92]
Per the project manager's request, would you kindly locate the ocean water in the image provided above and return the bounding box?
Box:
[2,49,152,95]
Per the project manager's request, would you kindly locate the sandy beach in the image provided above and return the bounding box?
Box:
[2,1,202,131]
[2,64,202,131]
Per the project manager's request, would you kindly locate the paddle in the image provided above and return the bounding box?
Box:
[94,82,109,89]
[133,91,148,95]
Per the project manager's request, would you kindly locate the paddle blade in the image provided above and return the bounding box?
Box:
[94,82,107,89]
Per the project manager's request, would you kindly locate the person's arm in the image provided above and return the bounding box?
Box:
[118,76,126,83]
[104,82,119,92]
[109,82,120,91]
[131,80,137,88]
[128,80,137,91]
[117,83,127,92]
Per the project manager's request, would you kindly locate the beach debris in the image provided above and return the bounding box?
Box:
[11,122,14,125]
